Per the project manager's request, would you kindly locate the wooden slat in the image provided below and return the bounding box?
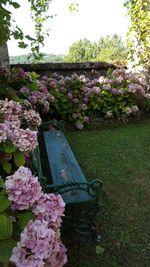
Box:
[43,130,92,204]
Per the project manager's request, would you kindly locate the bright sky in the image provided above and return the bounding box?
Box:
[8,0,130,56]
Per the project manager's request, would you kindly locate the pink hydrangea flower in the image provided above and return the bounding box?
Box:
[111,88,118,95]
[45,242,67,267]
[50,80,57,87]
[5,167,42,210]
[11,219,58,266]
[75,121,84,130]
[92,86,100,94]
[131,105,139,112]
[103,84,111,91]
[112,69,125,78]
[125,107,132,115]
[83,116,90,123]
[0,99,22,116]
[17,68,27,79]
[81,103,88,110]
[47,93,55,103]
[10,242,45,267]
[23,109,42,128]
[32,193,65,229]
[4,115,21,133]
[20,87,30,94]
[10,128,37,152]
[43,101,50,113]
[67,92,73,100]
[72,98,79,104]
[114,76,124,84]
[72,113,78,119]
[39,85,48,94]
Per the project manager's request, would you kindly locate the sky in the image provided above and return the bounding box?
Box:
[7,0,130,56]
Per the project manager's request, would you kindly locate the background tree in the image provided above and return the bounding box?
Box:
[64,35,127,63]
[124,0,150,75]
[64,38,97,62]
[0,0,53,67]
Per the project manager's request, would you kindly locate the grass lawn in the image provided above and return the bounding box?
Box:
[64,120,150,267]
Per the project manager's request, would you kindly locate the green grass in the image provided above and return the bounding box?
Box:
[64,121,150,267]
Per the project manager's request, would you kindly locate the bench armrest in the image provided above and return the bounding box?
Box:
[46,179,103,200]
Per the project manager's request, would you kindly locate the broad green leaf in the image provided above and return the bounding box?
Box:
[0,195,11,212]
[14,151,25,167]
[0,177,4,188]
[0,239,16,263]
[96,245,105,255]
[0,215,13,240]
[2,161,12,174]
[4,140,15,153]
[18,211,36,230]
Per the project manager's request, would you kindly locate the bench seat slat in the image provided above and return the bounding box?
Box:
[43,130,93,204]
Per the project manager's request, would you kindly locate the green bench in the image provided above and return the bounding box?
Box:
[32,130,103,238]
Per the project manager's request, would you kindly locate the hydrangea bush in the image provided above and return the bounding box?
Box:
[0,97,67,267]
[44,69,149,129]
[1,66,149,130]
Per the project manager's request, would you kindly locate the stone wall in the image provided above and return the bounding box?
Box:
[11,62,124,79]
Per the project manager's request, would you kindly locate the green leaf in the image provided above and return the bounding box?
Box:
[0,239,16,263]
[18,211,36,230]
[96,245,105,255]
[0,177,4,188]
[2,161,12,174]
[0,194,11,212]
[0,215,13,240]
[11,2,20,9]
[14,151,25,167]
[4,140,15,153]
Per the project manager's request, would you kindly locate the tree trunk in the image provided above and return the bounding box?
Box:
[0,43,10,68]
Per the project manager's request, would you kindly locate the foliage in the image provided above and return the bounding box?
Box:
[43,69,148,129]
[64,35,128,63]
[1,66,149,130]
[0,70,66,266]
[65,38,97,62]
[96,35,127,63]
[124,0,150,70]
[10,53,65,64]
[0,0,53,58]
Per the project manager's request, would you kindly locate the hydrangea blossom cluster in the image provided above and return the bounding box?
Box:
[0,99,42,130]
[11,219,67,267]
[0,99,22,116]
[6,167,67,267]
[19,83,55,114]
[10,128,37,152]
[32,193,65,230]
[0,99,40,154]
[23,109,42,128]
[5,167,42,210]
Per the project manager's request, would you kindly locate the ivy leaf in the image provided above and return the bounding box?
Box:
[0,215,13,240]
[4,140,15,153]
[0,194,11,212]
[0,239,16,263]
[2,161,12,174]
[14,151,25,167]
[18,211,36,230]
